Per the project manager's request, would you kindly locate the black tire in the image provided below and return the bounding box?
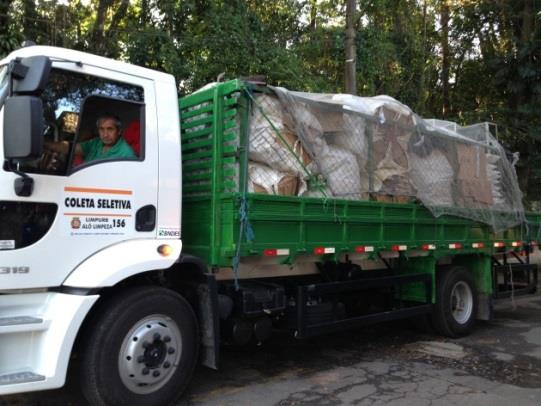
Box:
[79,286,199,406]
[432,266,478,338]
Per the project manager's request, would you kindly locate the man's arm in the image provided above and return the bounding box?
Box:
[45,140,83,156]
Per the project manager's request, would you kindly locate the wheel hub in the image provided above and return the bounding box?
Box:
[118,315,182,394]
[450,281,473,324]
[143,340,167,368]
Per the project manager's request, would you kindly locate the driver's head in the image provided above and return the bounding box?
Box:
[96,114,122,147]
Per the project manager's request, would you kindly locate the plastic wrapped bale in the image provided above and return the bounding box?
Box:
[486,153,506,209]
[455,122,517,212]
[370,103,416,201]
[410,148,454,207]
[325,113,367,155]
[248,162,305,196]
[268,87,328,162]
[284,106,362,199]
[454,143,493,209]
[324,113,370,198]
[316,144,362,200]
[249,93,312,175]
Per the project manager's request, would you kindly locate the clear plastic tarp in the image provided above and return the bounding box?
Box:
[245,86,525,231]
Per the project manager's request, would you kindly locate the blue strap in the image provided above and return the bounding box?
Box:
[232,87,255,290]
[232,196,255,290]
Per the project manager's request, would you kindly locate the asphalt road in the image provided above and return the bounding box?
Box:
[3,294,541,406]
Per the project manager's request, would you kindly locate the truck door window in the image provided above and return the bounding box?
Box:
[71,94,144,169]
[16,68,144,176]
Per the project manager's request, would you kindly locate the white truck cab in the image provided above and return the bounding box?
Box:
[0,46,202,405]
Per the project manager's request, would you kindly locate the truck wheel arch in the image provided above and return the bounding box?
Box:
[62,239,183,289]
[72,253,220,376]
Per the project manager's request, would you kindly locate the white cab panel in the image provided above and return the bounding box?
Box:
[63,238,182,288]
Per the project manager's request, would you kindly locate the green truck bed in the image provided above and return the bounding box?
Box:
[179,80,541,268]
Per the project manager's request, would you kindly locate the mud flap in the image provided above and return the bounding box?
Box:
[197,274,220,369]
[477,293,493,321]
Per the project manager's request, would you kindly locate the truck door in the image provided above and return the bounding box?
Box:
[1,62,158,289]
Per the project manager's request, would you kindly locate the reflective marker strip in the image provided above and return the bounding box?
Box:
[422,244,436,251]
[449,243,462,249]
[264,249,290,256]
[391,245,407,251]
[314,247,335,255]
[472,242,485,249]
[511,241,522,247]
[355,246,374,253]
[494,242,505,248]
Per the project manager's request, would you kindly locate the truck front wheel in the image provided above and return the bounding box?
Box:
[79,286,199,406]
[432,266,478,338]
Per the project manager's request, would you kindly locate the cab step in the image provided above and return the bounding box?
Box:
[0,371,45,385]
[0,316,49,334]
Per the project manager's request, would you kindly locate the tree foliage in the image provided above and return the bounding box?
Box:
[1,0,540,202]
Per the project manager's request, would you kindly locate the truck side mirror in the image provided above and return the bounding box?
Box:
[3,96,44,159]
[11,55,52,94]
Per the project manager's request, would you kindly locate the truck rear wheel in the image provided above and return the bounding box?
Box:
[432,266,478,338]
[79,286,199,406]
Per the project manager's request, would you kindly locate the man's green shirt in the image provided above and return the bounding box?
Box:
[80,137,136,162]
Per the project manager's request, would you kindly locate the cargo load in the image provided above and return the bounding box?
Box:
[184,81,524,231]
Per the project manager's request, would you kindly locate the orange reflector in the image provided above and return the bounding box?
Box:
[494,242,505,248]
[391,245,407,252]
[472,242,485,249]
[449,243,462,249]
[422,244,436,251]
[157,244,173,257]
[314,247,335,255]
[264,249,290,256]
[355,246,374,253]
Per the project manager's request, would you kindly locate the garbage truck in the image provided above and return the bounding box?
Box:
[0,45,539,406]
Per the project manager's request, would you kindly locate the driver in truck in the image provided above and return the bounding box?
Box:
[45,113,136,163]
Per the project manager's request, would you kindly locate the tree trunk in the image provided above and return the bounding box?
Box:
[520,0,534,44]
[141,0,150,26]
[518,0,535,106]
[345,0,357,95]
[89,0,112,54]
[440,0,450,118]
[309,0,317,31]
[417,0,428,113]
[22,0,39,43]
